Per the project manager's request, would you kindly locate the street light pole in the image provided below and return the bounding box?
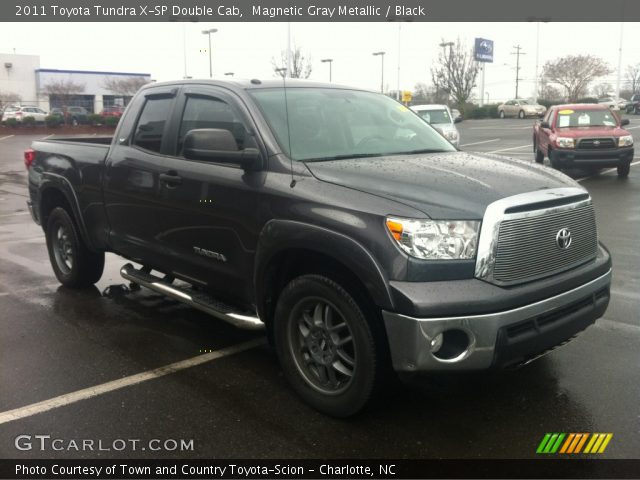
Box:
[321,58,333,82]
[201,28,218,78]
[373,51,385,94]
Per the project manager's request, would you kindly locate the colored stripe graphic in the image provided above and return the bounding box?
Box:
[538,433,613,454]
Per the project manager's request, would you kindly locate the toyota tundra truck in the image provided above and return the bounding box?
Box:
[25,80,612,416]
[533,103,634,177]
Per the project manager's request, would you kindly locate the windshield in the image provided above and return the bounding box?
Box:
[556,109,618,128]
[415,108,451,125]
[249,87,455,161]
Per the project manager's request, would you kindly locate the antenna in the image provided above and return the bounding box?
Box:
[276,67,295,187]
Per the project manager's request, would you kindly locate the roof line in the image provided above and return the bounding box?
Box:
[35,68,151,77]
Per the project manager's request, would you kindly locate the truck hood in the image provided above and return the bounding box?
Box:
[553,126,629,137]
[304,151,580,219]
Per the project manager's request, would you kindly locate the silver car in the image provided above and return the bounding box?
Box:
[410,104,460,147]
[497,99,546,119]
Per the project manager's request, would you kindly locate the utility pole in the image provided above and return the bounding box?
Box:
[511,45,525,98]
[372,51,385,94]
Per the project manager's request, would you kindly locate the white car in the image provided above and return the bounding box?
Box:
[410,104,460,147]
[2,105,48,123]
[497,99,546,119]
[598,97,627,111]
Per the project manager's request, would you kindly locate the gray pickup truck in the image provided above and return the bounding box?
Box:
[25,79,611,416]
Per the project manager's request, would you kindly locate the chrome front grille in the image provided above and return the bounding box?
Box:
[493,203,597,284]
[474,188,599,286]
[577,137,615,149]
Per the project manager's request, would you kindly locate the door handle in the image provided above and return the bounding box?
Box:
[159,172,182,186]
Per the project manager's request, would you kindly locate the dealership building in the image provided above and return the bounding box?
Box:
[0,53,151,113]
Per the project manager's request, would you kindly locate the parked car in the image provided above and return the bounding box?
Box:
[497,99,546,119]
[625,93,640,114]
[100,106,125,117]
[50,108,65,119]
[451,108,463,123]
[533,103,633,177]
[598,96,627,111]
[26,79,612,417]
[65,106,89,125]
[410,104,460,147]
[2,105,48,123]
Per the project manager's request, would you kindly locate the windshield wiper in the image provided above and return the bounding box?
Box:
[389,148,451,155]
[303,153,385,162]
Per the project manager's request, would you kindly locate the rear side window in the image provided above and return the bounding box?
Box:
[177,96,246,154]
[133,97,173,153]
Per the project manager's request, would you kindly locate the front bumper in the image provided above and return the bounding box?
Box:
[550,147,633,168]
[383,269,611,372]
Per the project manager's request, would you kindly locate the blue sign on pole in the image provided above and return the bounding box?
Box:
[474,38,494,63]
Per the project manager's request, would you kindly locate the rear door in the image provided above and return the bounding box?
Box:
[103,86,179,263]
[153,86,266,303]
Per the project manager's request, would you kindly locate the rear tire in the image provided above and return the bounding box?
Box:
[45,207,104,288]
[518,110,525,119]
[273,274,385,417]
[617,163,630,178]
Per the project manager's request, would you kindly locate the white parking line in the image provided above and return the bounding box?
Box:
[0,337,265,425]
[624,125,640,130]
[460,138,500,147]
[41,134,54,140]
[0,135,15,141]
[487,144,531,154]
[577,160,640,182]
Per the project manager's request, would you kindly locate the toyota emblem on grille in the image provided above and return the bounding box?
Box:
[556,228,572,249]
[593,140,601,146]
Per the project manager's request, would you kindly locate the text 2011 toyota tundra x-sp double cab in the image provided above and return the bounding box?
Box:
[26,80,612,416]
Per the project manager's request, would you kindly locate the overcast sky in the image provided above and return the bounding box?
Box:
[2,22,639,101]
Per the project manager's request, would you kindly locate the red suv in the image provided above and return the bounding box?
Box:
[533,104,634,177]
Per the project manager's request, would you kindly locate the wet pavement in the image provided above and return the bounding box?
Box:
[0,127,638,459]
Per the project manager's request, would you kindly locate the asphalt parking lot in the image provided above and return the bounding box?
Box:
[0,119,638,460]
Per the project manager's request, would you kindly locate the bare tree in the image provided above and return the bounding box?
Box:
[42,79,86,109]
[592,83,613,98]
[412,82,448,104]
[0,91,21,110]
[430,38,480,113]
[538,82,563,102]
[625,64,640,94]
[102,76,150,97]
[272,45,312,79]
[542,55,610,102]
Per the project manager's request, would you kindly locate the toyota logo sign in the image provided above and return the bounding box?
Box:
[556,228,572,250]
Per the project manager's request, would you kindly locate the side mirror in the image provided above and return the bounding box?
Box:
[540,121,550,129]
[621,118,630,126]
[183,128,260,169]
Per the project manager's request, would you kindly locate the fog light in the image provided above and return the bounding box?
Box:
[430,333,443,353]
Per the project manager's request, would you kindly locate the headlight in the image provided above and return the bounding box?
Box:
[386,218,480,260]
[618,135,633,147]
[443,130,458,141]
[556,137,575,148]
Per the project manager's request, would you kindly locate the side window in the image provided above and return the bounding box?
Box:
[132,97,173,153]
[177,96,247,154]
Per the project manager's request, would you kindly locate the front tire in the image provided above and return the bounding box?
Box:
[46,207,104,288]
[534,140,544,164]
[617,163,630,177]
[274,274,385,417]
[499,110,505,119]
[518,110,525,119]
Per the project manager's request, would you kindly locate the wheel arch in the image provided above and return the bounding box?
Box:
[254,220,394,339]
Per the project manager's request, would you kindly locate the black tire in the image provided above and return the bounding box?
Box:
[71,117,79,126]
[635,106,640,115]
[274,274,385,417]
[499,110,505,119]
[617,163,630,178]
[45,207,104,288]
[534,140,544,164]
[518,110,525,119]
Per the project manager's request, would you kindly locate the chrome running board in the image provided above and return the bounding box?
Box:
[120,263,264,331]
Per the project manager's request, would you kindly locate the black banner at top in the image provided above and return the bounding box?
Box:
[5,0,640,22]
